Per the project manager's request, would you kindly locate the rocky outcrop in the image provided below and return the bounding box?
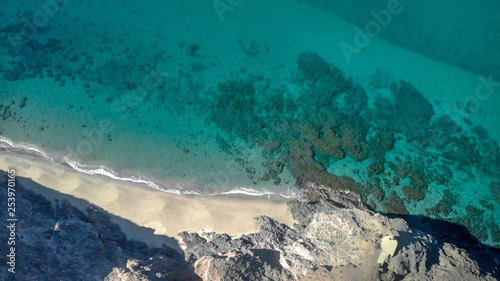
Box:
[0,172,199,281]
[181,188,500,281]
[1,169,499,280]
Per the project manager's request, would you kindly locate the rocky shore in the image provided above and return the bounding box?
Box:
[181,188,500,281]
[1,171,499,280]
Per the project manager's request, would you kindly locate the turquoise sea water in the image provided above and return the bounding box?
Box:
[1,0,499,246]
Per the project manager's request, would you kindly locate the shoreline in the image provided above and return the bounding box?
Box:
[3,152,499,280]
[0,136,300,200]
[0,151,296,250]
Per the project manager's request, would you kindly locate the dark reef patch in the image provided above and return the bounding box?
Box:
[383,191,409,216]
[490,182,500,203]
[402,185,425,201]
[204,51,500,247]
[296,51,352,106]
[425,189,459,217]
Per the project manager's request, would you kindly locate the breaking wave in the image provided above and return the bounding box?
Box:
[0,136,301,200]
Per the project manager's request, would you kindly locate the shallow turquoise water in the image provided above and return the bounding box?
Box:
[1,0,499,246]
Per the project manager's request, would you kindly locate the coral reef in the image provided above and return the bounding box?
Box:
[202,51,500,246]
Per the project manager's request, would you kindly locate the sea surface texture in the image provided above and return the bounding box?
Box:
[1,0,499,246]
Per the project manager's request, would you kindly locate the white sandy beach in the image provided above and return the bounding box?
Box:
[0,151,295,250]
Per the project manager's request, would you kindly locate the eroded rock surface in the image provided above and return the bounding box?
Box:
[181,188,500,281]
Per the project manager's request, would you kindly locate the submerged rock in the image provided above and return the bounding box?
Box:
[383,191,409,216]
[402,185,425,201]
[490,182,500,203]
[392,80,435,139]
[296,51,352,106]
[343,85,368,112]
[428,115,462,149]
[394,161,412,178]
[2,61,26,81]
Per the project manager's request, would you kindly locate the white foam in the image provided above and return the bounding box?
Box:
[0,136,56,163]
[0,137,300,200]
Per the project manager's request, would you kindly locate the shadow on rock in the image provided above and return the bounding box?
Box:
[0,170,201,281]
